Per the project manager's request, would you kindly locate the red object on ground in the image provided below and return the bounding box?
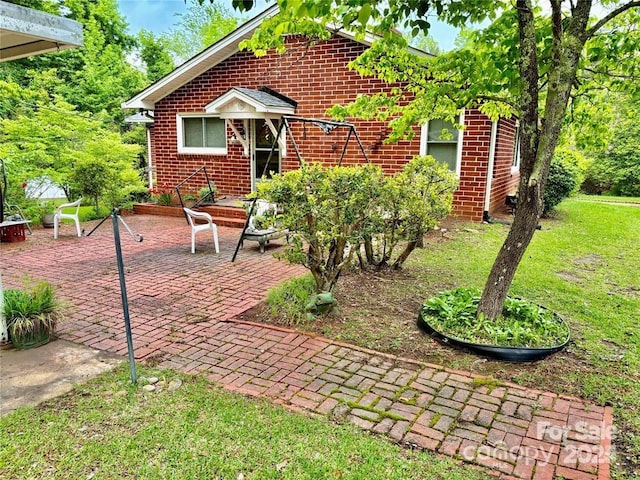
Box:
[0,223,26,242]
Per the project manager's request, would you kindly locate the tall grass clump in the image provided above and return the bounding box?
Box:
[265,274,316,325]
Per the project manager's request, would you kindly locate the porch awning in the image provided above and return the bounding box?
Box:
[0,0,83,62]
[205,87,297,119]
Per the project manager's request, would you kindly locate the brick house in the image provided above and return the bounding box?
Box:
[123,5,520,222]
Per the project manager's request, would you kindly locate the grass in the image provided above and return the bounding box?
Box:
[252,197,640,475]
[0,365,488,480]
[575,193,640,204]
[78,205,111,222]
[265,274,316,325]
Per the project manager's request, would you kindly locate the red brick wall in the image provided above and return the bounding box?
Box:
[451,110,492,221]
[151,35,514,221]
[489,117,520,215]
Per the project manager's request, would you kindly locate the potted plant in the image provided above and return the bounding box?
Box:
[40,201,56,228]
[3,280,63,350]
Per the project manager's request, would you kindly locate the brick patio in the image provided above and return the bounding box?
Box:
[1,215,613,479]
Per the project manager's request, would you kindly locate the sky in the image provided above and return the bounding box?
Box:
[116,1,262,36]
[116,0,459,51]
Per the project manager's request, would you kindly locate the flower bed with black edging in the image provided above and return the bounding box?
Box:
[417,287,570,362]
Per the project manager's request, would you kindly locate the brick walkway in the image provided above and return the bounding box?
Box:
[1,215,613,480]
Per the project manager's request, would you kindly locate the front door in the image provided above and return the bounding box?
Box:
[252,119,280,191]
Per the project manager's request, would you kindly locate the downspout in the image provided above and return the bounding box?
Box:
[482,120,498,223]
[146,126,153,189]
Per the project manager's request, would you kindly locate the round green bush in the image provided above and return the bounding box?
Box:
[543,150,581,216]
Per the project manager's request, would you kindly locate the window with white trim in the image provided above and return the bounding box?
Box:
[420,115,464,175]
[177,114,227,154]
[512,121,521,170]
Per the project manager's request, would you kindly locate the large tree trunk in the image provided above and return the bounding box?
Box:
[477,184,542,318]
[477,0,592,320]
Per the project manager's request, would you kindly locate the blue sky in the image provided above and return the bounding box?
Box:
[117,0,458,50]
[117,0,263,36]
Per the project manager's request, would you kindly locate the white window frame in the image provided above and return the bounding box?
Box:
[419,111,464,177]
[512,120,521,173]
[176,113,227,155]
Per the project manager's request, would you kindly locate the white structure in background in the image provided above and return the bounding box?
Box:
[0,0,83,343]
[25,177,67,200]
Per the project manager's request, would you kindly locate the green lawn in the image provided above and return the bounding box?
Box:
[0,366,488,480]
[78,204,111,222]
[575,193,640,204]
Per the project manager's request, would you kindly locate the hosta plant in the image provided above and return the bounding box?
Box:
[421,287,569,348]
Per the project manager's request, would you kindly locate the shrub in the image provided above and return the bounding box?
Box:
[364,155,457,269]
[256,158,456,300]
[256,162,385,294]
[582,141,640,198]
[543,149,581,216]
[127,185,152,204]
[581,159,610,195]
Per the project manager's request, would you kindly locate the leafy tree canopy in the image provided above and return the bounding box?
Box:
[138,30,176,82]
[236,1,639,142]
[0,0,145,122]
[0,80,143,204]
[163,0,241,64]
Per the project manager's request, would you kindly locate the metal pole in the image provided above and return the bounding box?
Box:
[352,126,370,164]
[338,128,353,166]
[111,209,137,384]
[0,272,8,344]
[284,117,304,166]
[146,127,153,190]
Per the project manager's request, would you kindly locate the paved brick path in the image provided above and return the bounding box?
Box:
[1,215,613,479]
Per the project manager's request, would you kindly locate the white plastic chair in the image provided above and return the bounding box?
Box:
[53,197,82,239]
[183,207,219,254]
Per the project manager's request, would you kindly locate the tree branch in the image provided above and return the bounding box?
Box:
[550,0,563,70]
[476,94,519,111]
[582,66,640,80]
[586,1,640,39]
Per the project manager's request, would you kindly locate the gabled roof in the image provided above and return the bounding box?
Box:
[122,4,431,111]
[0,0,83,62]
[205,87,297,118]
[230,87,297,109]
